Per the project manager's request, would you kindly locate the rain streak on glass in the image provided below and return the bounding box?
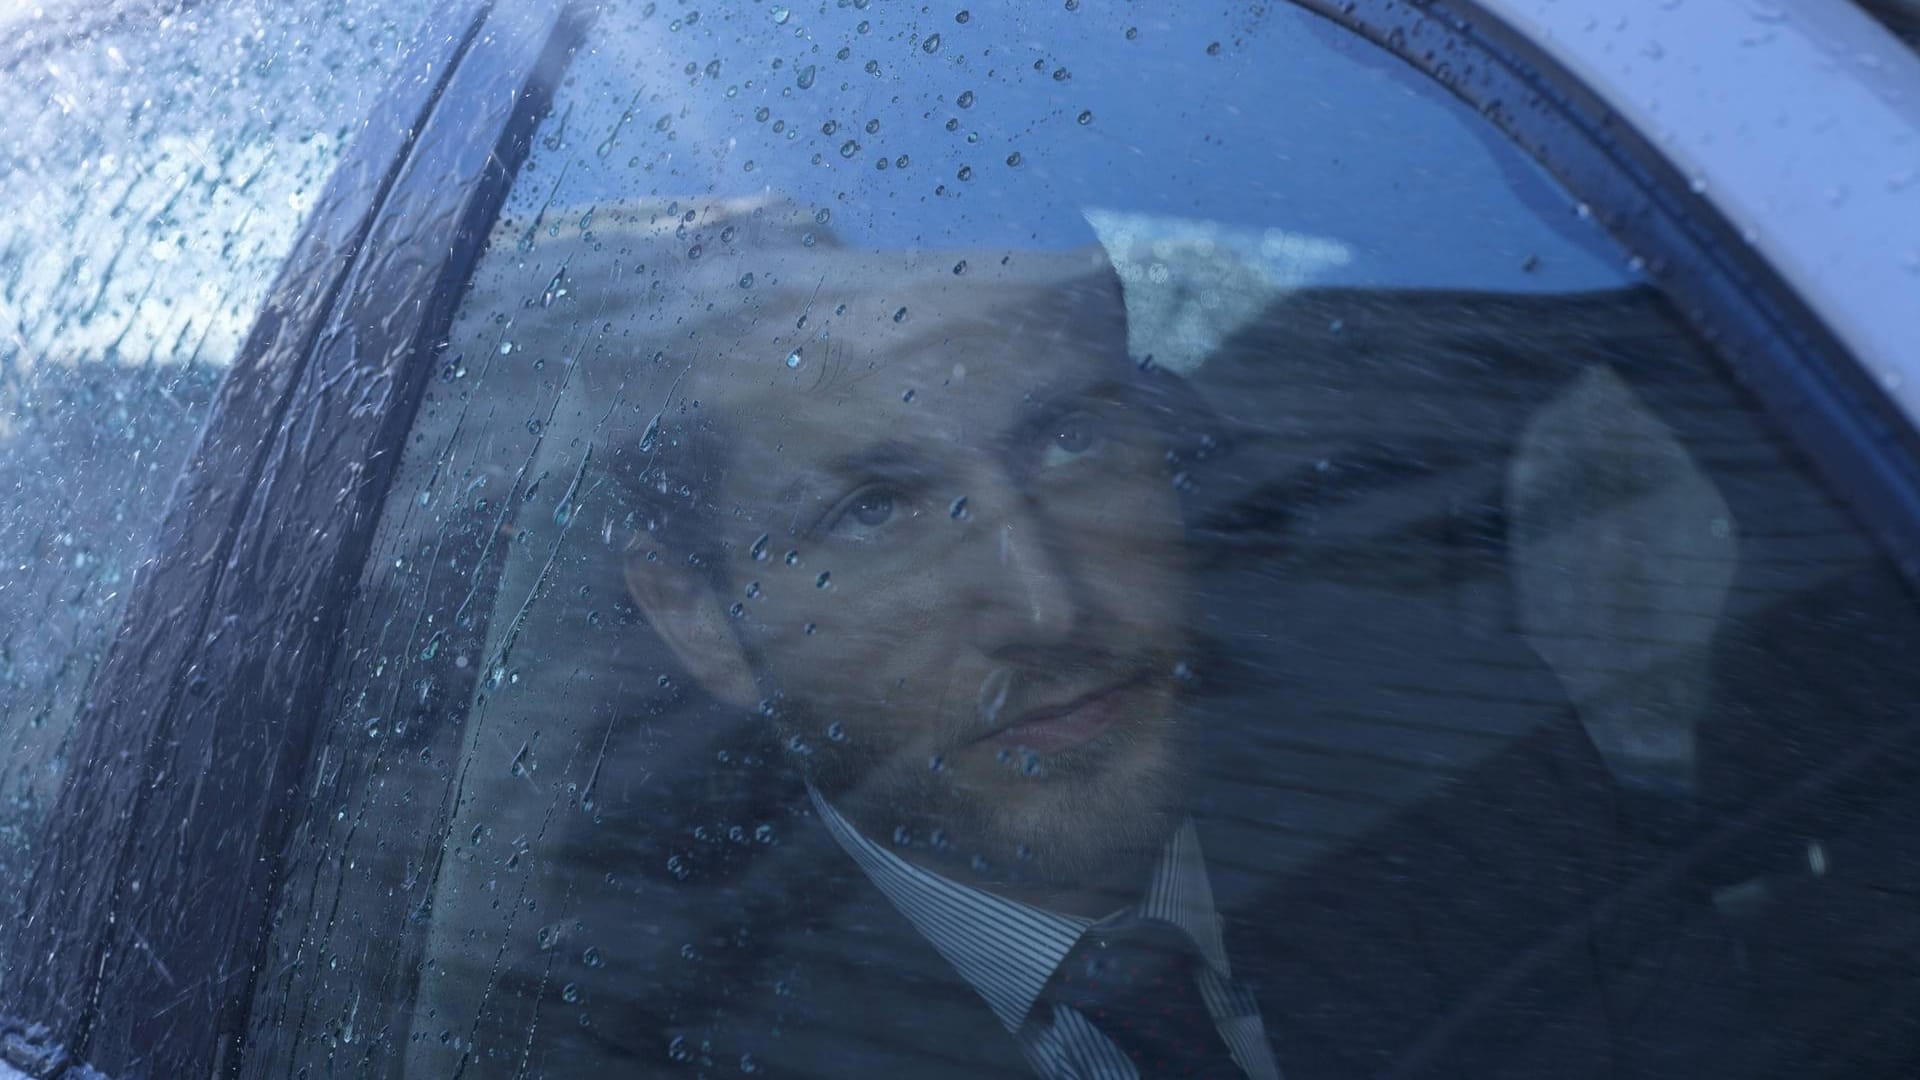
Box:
[0,0,436,930]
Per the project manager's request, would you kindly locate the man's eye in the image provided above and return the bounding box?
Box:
[825,486,902,536]
[1041,412,1106,468]
[848,490,895,526]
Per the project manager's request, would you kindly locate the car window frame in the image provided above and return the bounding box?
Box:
[3,0,1916,1076]
[0,1,582,1076]
[1298,0,1920,586]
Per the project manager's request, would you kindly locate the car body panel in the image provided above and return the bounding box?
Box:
[1474,0,1920,429]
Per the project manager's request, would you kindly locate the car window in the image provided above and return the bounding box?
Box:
[0,0,435,933]
[249,2,1920,1077]
[1855,0,1920,50]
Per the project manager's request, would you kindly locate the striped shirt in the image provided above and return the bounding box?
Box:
[810,787,1282,1079]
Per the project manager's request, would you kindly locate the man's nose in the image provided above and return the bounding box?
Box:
[949,477,1078,649]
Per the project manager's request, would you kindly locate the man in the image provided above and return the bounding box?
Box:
[409,201,1727,1078]
[605,217,1283,1076]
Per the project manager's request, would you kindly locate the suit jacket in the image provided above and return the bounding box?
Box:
[408,694,1750,1080]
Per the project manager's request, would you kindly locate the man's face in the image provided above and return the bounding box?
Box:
[636,266,1194,891]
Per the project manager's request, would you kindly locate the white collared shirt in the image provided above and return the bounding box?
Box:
[810,787,1282,1080]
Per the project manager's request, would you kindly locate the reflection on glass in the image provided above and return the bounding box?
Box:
[252,3,1920,1078]
[0,0,434,934]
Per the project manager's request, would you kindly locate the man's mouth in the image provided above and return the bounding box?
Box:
[973,672,1152,755]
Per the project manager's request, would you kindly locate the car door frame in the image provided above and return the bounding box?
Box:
[3,0,1916,1077]
[0,0,584,1076]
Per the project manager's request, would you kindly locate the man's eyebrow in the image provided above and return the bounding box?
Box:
[769,370,1138,514]
[1017,374,1141,429]
[775,439,936,509]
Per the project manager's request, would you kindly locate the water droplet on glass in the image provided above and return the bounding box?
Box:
[901,388,917,403]
[771,4,790,23]
[955,9,970,22]
[796,64,816,89]
[826,721,848,742]
[1077,110,1093,125]
[786,348,803,368]
[816,571,832,588]
[893,306,909,323]
[687,243,704,260]
[1052,66,1069,81]
[755,823,775,843]
[928,753,945,771]
[583,946,603,967]
[840,139,860,159]
[785,549,801,566]
[1005,151,1022,167]
[745,581,762,599]
[1125,25,1139,39]
[562,983,581,1003]
[956,89,976,108]
[751,533,771,561]
[957,164,974,181]
[728,602,745,619]
[1206,41,1222,55]
[804,621,818,635]
[922,33,942,53]
[950,496,970,520]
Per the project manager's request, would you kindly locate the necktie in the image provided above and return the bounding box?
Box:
[1037,915,1247,1078]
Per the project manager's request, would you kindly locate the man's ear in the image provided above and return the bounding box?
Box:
[623,553,759,708]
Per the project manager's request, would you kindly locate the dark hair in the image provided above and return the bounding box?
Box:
[602,391,738,586]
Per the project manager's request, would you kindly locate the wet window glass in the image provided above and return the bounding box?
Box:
[253,3,1920,1077]
[0,0,433,927]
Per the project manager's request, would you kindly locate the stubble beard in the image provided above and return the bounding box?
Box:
[782,690,1191,897]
